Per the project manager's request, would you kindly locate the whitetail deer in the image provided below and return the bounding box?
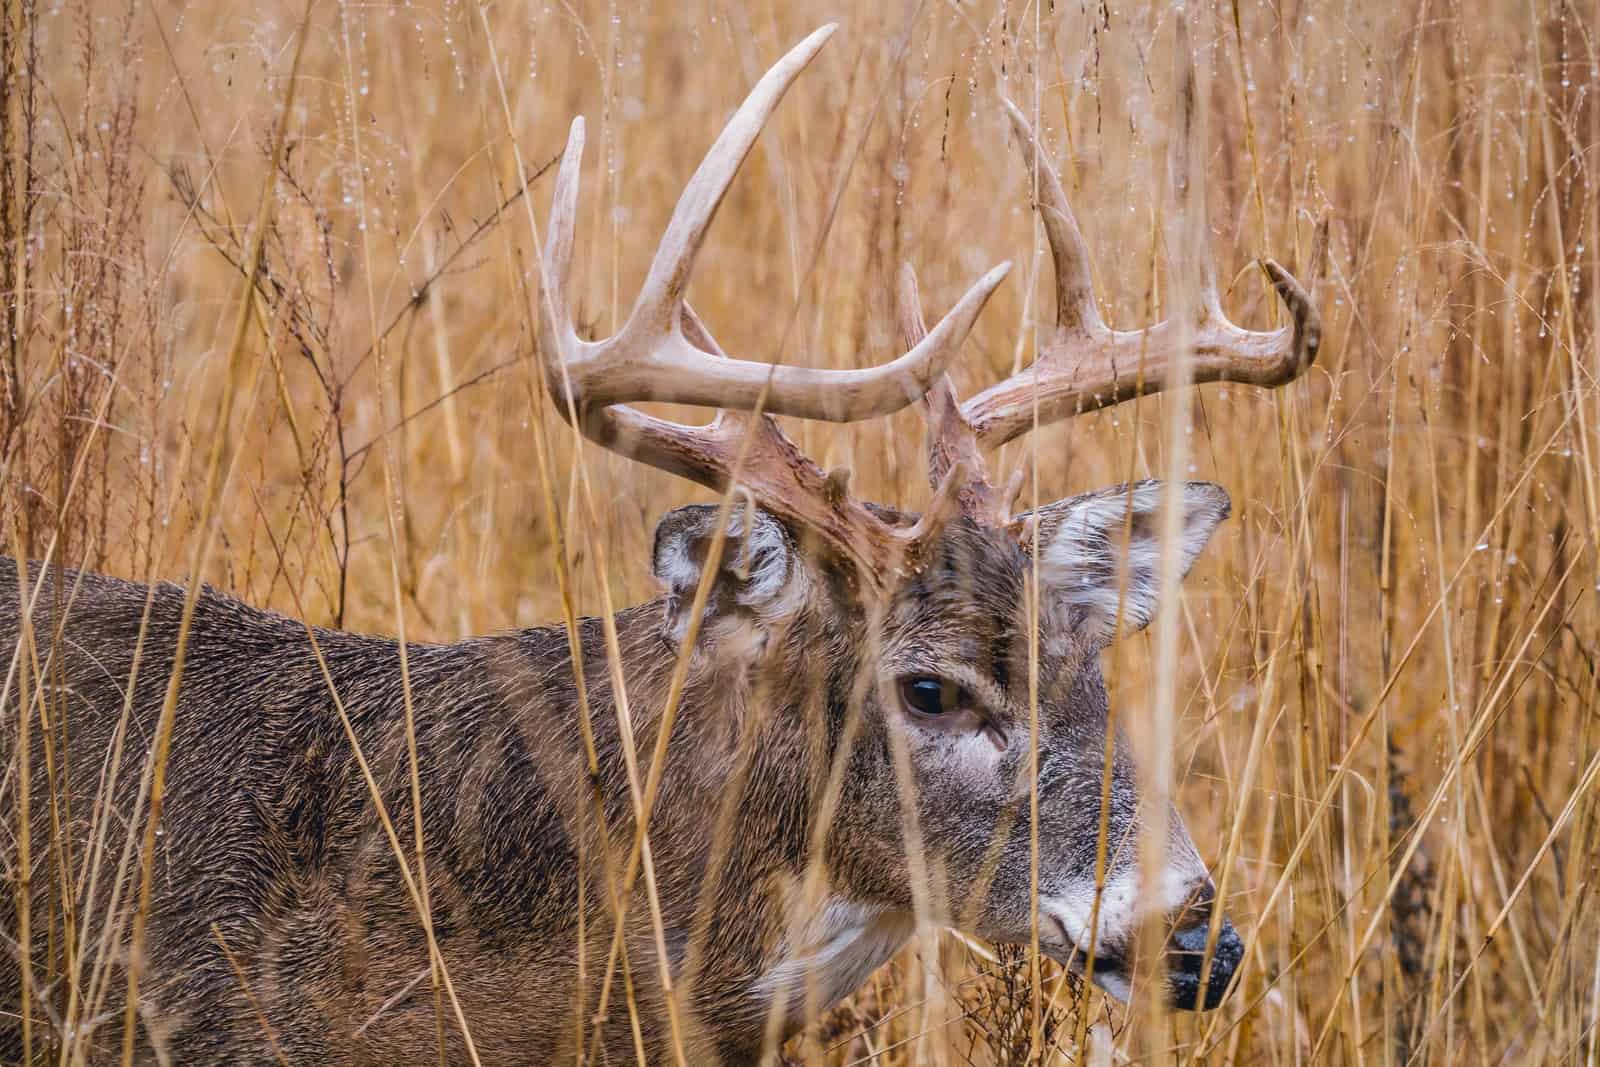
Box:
[1,20,1318,1066]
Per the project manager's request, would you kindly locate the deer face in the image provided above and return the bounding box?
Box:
[652,481,1243,1010]
[861,481,1242,1009]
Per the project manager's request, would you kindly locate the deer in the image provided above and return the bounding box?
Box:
[0,19,1318,1066]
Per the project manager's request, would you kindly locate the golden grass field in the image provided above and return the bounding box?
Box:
[5,0,1600,1062]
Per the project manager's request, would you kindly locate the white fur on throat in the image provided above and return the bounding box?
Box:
[752,897,915,1023]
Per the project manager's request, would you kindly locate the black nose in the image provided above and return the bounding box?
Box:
[1166,918,1244,1010]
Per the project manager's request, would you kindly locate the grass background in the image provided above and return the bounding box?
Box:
[4,0,1599,1062]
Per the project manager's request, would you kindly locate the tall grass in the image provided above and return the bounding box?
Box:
[4,0,1598,1063]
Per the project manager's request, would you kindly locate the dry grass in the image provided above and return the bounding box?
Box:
[4,0,1599,1063]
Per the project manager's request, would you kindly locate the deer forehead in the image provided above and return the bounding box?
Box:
[878,564,1099,702]
[879,525,1029,637]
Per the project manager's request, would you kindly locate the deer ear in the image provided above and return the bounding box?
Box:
[651,505,805,647]
[1033,481,1230,646]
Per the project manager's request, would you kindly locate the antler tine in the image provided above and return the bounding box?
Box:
[539,116,585,409]
[627,23,837,334]
[1000,100,1105,338]
[896,262,1005,524]
[957,13,1322,450]
[1261,257,1321,365]
[539,22,1011,424]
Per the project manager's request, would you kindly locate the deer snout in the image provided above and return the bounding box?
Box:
[1164,883,1244,1011]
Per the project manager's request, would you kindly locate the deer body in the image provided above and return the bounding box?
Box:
[0,557,880,1063]
[1,19,1320,1064]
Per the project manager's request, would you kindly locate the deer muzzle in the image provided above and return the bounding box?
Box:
[1037,872,1245,1011]
[1165,910,1245,1011]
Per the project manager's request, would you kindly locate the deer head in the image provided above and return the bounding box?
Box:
[537,22,1318,1014]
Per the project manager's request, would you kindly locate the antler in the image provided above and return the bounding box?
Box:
[899,10,1320,517]
[538,24,1010,585]
[540,16,1318,583]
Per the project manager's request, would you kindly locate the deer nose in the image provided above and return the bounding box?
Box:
[1164,884,1244,1011]
[1166,917,1242,1009]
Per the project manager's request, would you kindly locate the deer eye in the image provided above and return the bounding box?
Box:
[899,676,966,717]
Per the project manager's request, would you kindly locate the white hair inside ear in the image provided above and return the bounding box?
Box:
[1035,480,1231,646]
[651,504,805,647]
